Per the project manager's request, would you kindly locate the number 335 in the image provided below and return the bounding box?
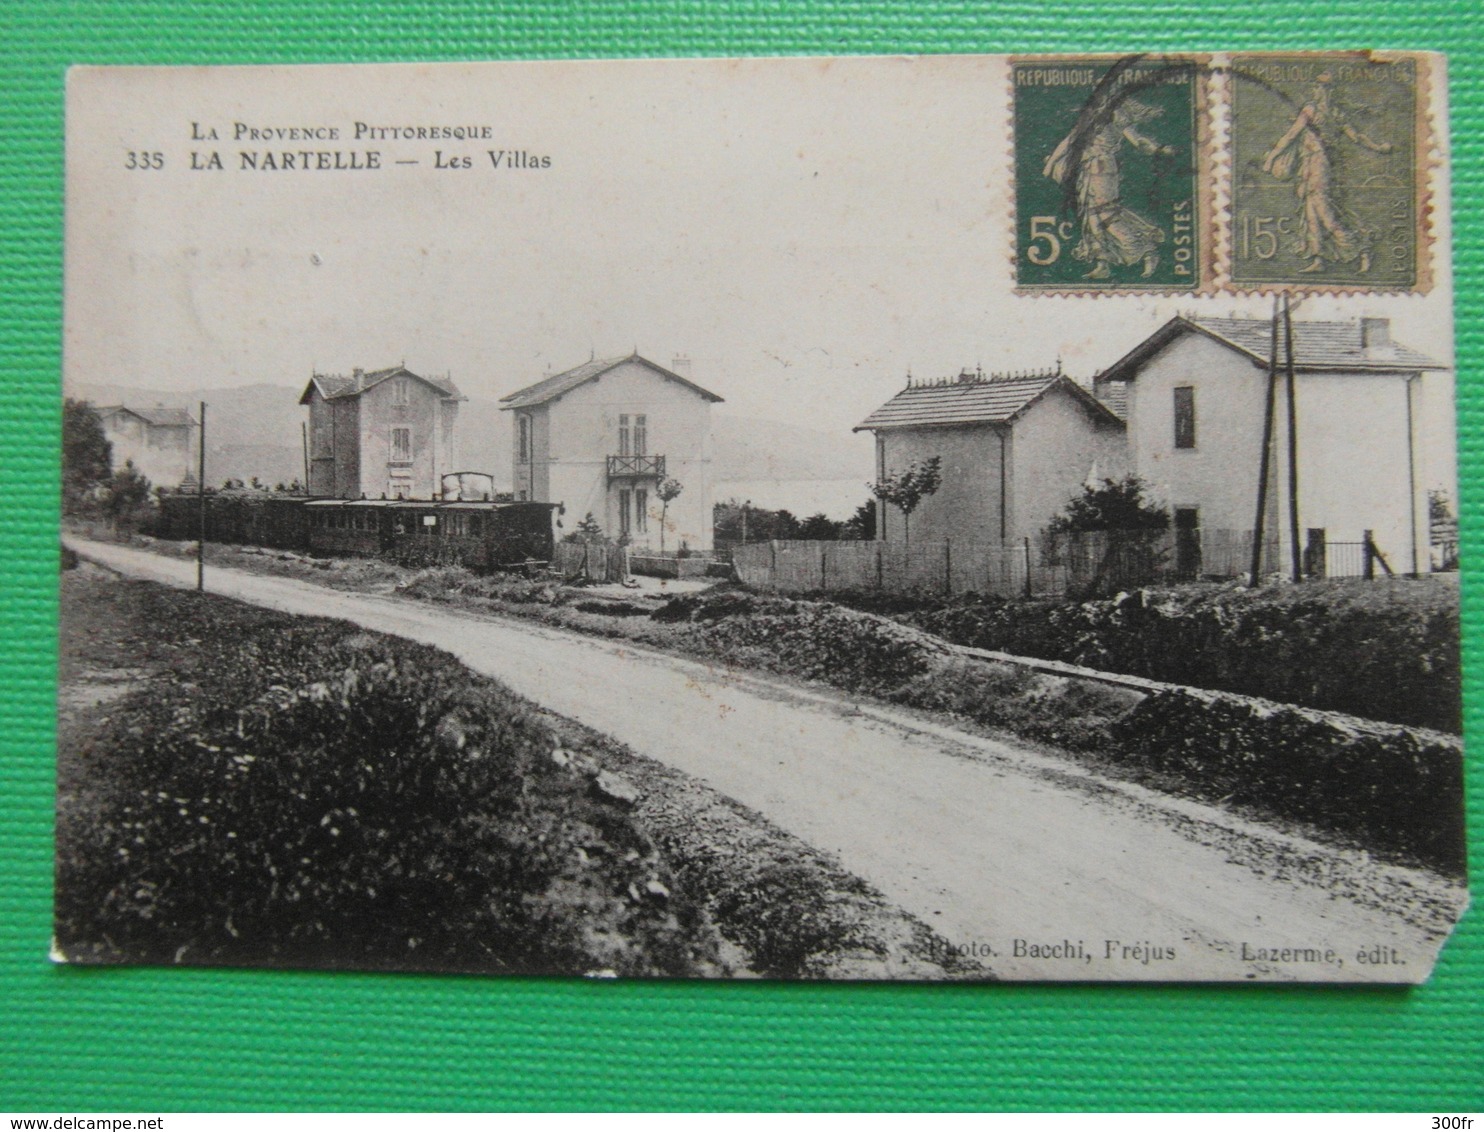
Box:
[125,151,164,170]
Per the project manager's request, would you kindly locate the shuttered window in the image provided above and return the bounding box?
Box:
[1173,386,1196,449]
[391,427,412,463]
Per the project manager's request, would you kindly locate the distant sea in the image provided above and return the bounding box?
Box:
[713,478,871,521]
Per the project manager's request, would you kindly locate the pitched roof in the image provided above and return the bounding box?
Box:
[96,404,196,428]
[1096,315,1445,383]
[853,371,1124,432]
[500,353,724,410]
[299,365,464,405]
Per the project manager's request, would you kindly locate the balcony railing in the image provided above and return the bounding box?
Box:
[607,454,666,479]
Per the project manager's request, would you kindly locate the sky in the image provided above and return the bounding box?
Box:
[63,55,1457,489]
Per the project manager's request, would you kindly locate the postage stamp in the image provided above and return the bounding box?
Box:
[1012,54,1210,292]
[1228,52,1430,291]
[55,56,1463,984]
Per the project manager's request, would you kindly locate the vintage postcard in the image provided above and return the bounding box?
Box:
[57,54,1464,983]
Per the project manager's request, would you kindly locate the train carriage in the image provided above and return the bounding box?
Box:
[305,498,557,572]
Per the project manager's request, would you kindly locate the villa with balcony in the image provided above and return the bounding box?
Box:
[499,352,723,550]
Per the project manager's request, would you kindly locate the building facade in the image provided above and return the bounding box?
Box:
[95,404,197,488]
[854,369,1129,545]
[501,354,723,551]
[300,365,465,500]
[1097,315,1447,576]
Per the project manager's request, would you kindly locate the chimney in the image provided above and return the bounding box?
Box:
[352,366,364,390]
[957,368,977,384]
[1361,317,1391,350]
[671,355,693,379]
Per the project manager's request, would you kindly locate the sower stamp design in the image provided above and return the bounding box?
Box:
[1013,55,1208,292]
[1229,53,1428,290]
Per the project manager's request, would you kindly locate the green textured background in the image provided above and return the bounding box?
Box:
[3,0,1480,1112]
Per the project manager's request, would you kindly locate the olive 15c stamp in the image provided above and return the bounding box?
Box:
[1012,55,1210,292]
[1229,52,1429,291]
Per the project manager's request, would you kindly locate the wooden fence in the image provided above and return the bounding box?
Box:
[553,542,629,583]
[733,528,1296,598]
[735,538,1050,597]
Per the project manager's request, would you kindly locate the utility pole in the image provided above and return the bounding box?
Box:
[1249,296,1281,585]
[1283,295,1303,582]
[197,401,207,592]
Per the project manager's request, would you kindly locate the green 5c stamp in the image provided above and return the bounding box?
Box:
[1013,55,1209,292]
[1229,53,1429,290]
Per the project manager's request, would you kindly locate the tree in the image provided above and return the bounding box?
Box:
[1046,474,1170,534]
[62,399,112,515]
[1045,475,1170,596]
[840,498,877,541]
[1429,489,1459,571]
[655,476,684,554]
[869,456,942,543]
[799,512,841,540]
[563,512,606,544]
[102,460,155,532]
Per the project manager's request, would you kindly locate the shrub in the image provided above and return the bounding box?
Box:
[397,566,559,606]
[912,580,1461,733]
[55,600,718,975]
[1111,690,1465,873]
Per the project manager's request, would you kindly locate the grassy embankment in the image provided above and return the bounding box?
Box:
[56,561,984,979]
[76,533,1468,876]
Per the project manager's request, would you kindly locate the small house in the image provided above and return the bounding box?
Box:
[95,404,197,488]
[853,368,1129,544]
[1095,315,1447,576]
[300,365,465,500]
[500,353,723,551]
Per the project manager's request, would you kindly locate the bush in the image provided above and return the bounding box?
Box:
[1111,690,1465,873]
[397,565,559,606]
[912,580,1461,733]
[55,599,718,975]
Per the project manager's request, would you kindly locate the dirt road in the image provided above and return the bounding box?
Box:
[67,536,1467,982]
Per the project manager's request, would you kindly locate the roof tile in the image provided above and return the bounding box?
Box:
[855,372,1119,431]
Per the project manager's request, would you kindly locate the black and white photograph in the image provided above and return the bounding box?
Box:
[56,54,1466,983]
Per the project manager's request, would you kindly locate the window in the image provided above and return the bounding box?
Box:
[634,415,648,457]
[635,488,649,533]
[1173,386,1196,449]
[389,479,411,500]
[618,414,631,457]
[518,416,531,462]
[392,377,410,406]
[618,488,632,536]
[391,427,412,463]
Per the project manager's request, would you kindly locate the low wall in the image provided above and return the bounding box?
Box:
[629,554,711,580]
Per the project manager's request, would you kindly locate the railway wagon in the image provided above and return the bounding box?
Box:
[305,499,557,571]
[154,490,310,550]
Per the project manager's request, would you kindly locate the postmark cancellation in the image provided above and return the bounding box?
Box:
[1013,52,1435,294]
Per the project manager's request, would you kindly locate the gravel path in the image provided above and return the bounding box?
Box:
[69,536,1468,982]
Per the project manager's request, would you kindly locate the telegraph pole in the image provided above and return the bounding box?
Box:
[1249,296,1281,585]
[197,401,207,592]
[1283,295,1303,582]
